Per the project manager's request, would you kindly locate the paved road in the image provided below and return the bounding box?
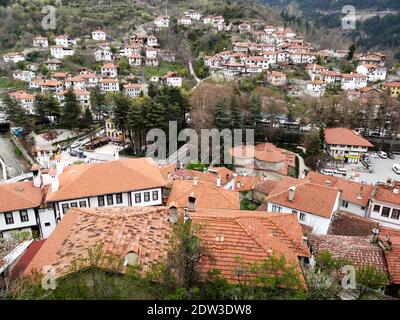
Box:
[0,133,30,181]
[350,155,400,185]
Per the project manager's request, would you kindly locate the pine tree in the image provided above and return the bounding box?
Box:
[90,86,106,121]
[1,94,19,121]
[61,89,81,129]
[249,95,264,142]
[229,97,241,130]
[83,108,93,127]
[347,44,356,61]
[213,101,229,130]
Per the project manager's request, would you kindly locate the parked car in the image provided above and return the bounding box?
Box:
[69,149,79,157]
[378,151,387,159]
[370,152,379,158]
[321,169,335,176]
[388,152,395,159]
[334,168,347,176]
[393,163,400,174]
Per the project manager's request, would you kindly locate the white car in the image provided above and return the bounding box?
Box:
[370,152,379,158]
[321,169,335,176]
[334,168,347,176]
[393,164,400,174]
[378,151,387,159]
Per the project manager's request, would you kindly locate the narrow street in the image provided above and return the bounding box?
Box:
[0,132,30,181]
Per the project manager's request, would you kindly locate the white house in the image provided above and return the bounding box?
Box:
[50,46,75,59]
[306,171,373,218]
[368,184,400,230]
[128,54,142,66]
[183,10,202,21]
[306,80,327,97]
[81,73,100,88]
[121,44,142,57]
[325,128,374,164]
[356,64,387,82]
[55,35,76,47]
[3,52,25,63]
[9,91,36,114]
[13,71,36,82]
[91,28,107,41]
[265,181,341,235]
[161,72,182,87]
[178,16,193,26]
[101,63,118,78]
[146,35,159,47]
[145,57,159,67]
[124,83,148,98]
[100,78,119,93]
[55,89,91,110]
[341,73,368,90]
[245,56,269,70]
[154,15,170,28]
[40,80,64,93]
[32,36,48,48]
[95,48,113,62]
[45,158,166,221]
[65,75,86,90]
[0,167,56,239]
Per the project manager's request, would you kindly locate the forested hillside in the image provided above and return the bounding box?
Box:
[266,0,400,62]
[0,0,281,52]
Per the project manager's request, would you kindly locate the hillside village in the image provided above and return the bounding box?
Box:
[1,3,400,301]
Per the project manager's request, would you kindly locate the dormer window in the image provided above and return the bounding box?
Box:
[124,251,139,267]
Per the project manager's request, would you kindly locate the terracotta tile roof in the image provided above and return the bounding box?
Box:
[383,81,400,88]
[46,158,166,202]
[306,171,373,207]
[379,228,400,284]
[372,185,400,206]
[101,63,116,69]
[328,211,380,237]
[100,78,118,84]
[230,143,287,163]
[254,179,279,195]
[192,209,310,283]
[0,181,44,212]
[231,175,262,192]
[341,73,368,79]
[325,128,374,147]
[9,90,35,100]
[57,89,90,96]
[266,181,339,218]
[167,180,240,210]
[24,207,173,278]
[171,168,234,187]
[308,235,388,274]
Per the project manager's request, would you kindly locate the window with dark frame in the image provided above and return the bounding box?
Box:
[144,192,150,202]
[62,204,70,214]
[107,194,114,206]
[342,200,349,208]
[98,196,105,207]
[45,222,51,227]
[70,202,78,208]
[79,201,87,208]
[391,209,400,220]
[381,207,391,218]
[135,193,141,204]
[373,204,381,213]
[152,190,158,201]
[116,193,123,204]
[20,210,29,222]
[299,212,306,222]
[5,212,14,224]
